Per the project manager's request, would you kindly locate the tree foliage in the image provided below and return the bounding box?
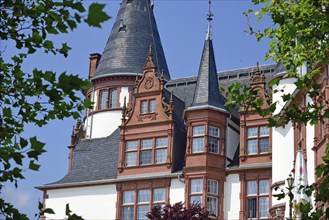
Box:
[225,0,329,219]
[0,0,110,218]
[147,202,213,220]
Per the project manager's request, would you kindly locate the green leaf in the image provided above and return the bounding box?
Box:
[85,3,111,28]
[20,137,28,148]
[29,160,41,171]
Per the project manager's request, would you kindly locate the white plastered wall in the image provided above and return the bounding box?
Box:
[224,174,240,220]
[45,184,117,220]
[226,120,240,165]
[272,122,294,207]
[169,178,185,204]
[272,78,296,115]
[84,86,130,139]
[306,95,315,184]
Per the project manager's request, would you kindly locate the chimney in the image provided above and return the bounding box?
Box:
[89,53,101,79]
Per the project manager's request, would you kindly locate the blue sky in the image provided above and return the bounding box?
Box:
[2,0,273,218]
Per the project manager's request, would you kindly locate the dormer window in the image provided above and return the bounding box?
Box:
[124,137,168,167]
[140,99,156,114]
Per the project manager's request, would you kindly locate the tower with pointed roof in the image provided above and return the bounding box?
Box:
[84,0,170,140]
[182,3,229,217]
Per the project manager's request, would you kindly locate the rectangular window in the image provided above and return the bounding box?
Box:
[209,126,220,137]
[247,181,257,195]
[193,126,205,136]
[247,126,269,154]
[109,88,117,108]
[153,188,165,202]
[125,152,137,166]
[122,191,135,220]
[141,100,148,114]
[126,141,138,151]
[246,180,269,219]
[156,137,168,147]
[247,139,257,154]
[99,89,108,110]
[208,138,219,154]
[137,206,148,220]
[192,137,204,153]
[138,189,150,203]
[247,198,256,218]
[207,179,218,195]
[140,150,152,165]
[155,149,167,164]
[141,139,152,149]
[207,197,218,216]
[149,99,156,112]
[122,188,167,219]
[123,191,135,204]
[259,197,269,218]
[122,206,134,220]
[191,179,203,193]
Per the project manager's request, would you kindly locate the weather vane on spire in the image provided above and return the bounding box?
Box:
[206,0,214,40]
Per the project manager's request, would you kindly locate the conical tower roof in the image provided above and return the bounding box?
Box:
[93,0,170,81]
[189,13,227,111]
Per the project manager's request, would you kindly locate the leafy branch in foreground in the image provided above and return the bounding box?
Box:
[0,0,110,218]
[225,0,329,219]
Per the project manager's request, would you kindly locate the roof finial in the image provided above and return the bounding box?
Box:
[206,0,214,40]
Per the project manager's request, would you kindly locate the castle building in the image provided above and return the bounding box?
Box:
[37,0,328,219]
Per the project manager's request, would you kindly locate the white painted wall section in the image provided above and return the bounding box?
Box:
[45,184,117,220]
[170,179,185,204]
[272,122,294,207]
[84,111,121,139]
[272,78,296,115]
[224,174,240,220]
[120,87,129,107]
[306,96,315,185]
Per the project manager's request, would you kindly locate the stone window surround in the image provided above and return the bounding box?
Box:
[96,87,121,111]
[186,175,221,218]
[116,179,171,220]
[190,123,222,155]
[246,126,270,155]
[140,99,156,114]
[124,137,168,167]
[239,171,272,220]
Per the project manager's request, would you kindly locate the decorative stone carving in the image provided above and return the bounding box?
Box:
[137,112,158,122]
[144,77,154,90]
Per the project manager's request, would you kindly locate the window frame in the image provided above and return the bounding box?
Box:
[246,126,269,155]
[245,179,269,219]
[121,188,166,220]
[188,178,220,218]
[140,99,156,114]
[97,87,118,110]
[124,137,168,167]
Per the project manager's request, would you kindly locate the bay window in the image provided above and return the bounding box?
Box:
[191,125,221,154]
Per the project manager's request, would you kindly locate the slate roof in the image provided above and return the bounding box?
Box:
[166,63,277,121]
[46,129,120,185]
[93,0,170,81]
[189,37,227,111]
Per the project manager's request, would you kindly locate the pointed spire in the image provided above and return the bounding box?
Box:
[189,2,226,111]
[206,0,214,40]
[93,0,170,81]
